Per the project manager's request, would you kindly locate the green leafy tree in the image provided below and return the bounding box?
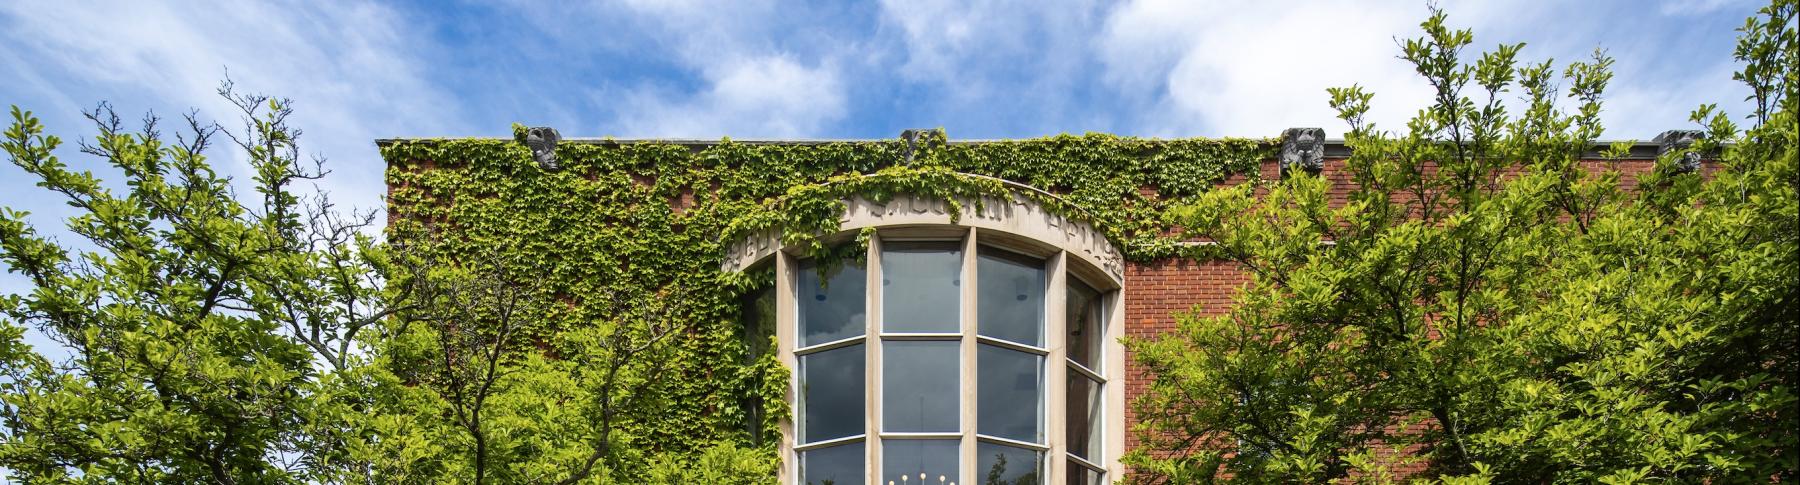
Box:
[1128,2,1796,483]
[0,84,781,483]
[642,442,780,485]
[0,84,405,482]
[360,244,776,484]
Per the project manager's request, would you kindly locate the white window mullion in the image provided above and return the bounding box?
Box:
[1067,359,1104,383]
[775,251,800,484]
[977,434,1051,452]
[959,227,978,485]
[972,335,1049,355]
[866,234,884,484]
[1046,250,1069,484]
[1069,453,1106,474]
[1104,284,1127,478]
[780,220,1125,484]
[795,434,865,452]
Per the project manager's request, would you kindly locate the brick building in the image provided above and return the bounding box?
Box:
[383,129,1694,485]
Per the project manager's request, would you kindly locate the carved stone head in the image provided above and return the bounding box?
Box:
[899,129,922,164]
[1653,129,1704,174]
[898,128,940,164]
[526,126,561,170]
[1280,127,1326,176]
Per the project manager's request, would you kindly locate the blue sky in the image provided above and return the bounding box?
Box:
[0,0,1768,357]
[0,0,1764,217]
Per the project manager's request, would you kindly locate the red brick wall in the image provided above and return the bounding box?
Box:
[1121,256,1249,453]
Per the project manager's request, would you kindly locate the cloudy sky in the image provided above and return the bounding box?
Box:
[1,0,1764,216]
[0,0,1769,360]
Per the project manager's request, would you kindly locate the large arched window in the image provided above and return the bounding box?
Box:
[731,191,1126,485]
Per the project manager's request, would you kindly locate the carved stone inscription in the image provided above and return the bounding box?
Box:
[723,193,1127,282]
[721,228,780,273]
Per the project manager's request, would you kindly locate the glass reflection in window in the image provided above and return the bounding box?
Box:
[883,340,960,432]
[977,442,1043,485]
[801,442,863,485]
[883,439,959,483]
[978,248,1044,346]
[882,242,962,333]
[801,345,864,443]
[798,258,866,347]
[1067,462,1104,485]
[1066,278,1104,372]
[977,344,1043,443]
[1065,372,1103,461]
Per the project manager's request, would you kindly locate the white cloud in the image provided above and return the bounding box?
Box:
[1095,0,1753,139]
[1659,0,1750,16]
[1603,60,1747,139]
[599,0,786,63]
[876,0,1103,102]
[1099,0,1448,137]
[614,55,847,137]
[2,1,459,363]
[513,0,856,138]
[0,0,458,216]
[879,0,1021,80]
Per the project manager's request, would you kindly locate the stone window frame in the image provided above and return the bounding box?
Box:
[729,189,1127,485]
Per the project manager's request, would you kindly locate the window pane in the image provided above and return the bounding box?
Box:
[798,258,866,347]
[801,442,863,485]
[978,442,1043,485]
[1066,278,1104,372]
[1066,461,1104,485]
[739,281,776,445]
[802,345,864,443]
[978,247,1044,346]
[1066,372,1103,461]
[741,281,777,361]
[882,242,961,333]
[883,340,959,432]
[882,439,958,483]
[978,344,1043,443]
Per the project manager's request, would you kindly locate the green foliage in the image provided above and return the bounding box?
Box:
[1129,2,1798,483]
[0,91,390,482]
[385,131,1268,263]
[0,74,1267,484]
[377,126,1267,482]
[642,442,779,485]
[9,2,1784,483]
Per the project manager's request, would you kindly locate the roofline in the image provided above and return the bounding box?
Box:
[373,137,1673,160]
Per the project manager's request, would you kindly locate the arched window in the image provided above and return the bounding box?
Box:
[731,191,1125,485]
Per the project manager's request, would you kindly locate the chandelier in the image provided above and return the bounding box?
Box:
[889,472,954,485]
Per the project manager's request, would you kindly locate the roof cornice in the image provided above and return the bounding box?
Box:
[374,137,1672,160]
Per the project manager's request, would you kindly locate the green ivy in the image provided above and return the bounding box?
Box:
[379,129,1271,470]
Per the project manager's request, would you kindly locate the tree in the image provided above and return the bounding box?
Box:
[360,240,744,484]
[1128,1,1797,483]
[0,84,780,483]
[0,84,403,482]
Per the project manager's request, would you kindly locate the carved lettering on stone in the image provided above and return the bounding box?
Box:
[727,191,1126,282]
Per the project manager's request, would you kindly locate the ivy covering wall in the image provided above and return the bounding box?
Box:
[378,128,1271,476]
